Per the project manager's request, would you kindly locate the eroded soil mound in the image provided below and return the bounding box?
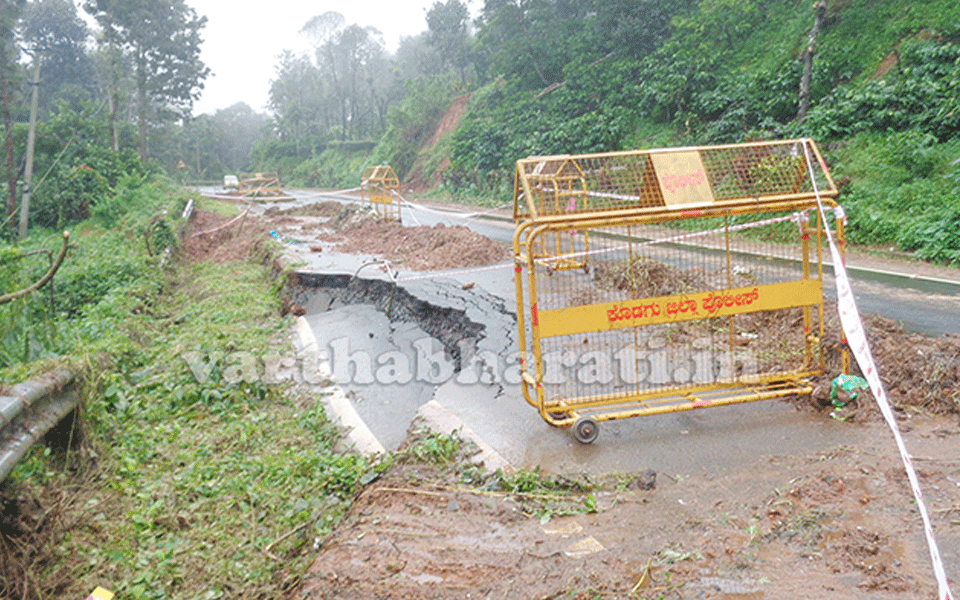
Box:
[332,219,511,272]
[865,314,960,414]
[182,208,273,264]
[300,420,960,600]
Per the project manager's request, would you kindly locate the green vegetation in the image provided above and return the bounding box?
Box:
[0,182,384,599]
[399,0,960,265]
[400,428,605,522]
[0,176,606,598]
[832,132,960,262]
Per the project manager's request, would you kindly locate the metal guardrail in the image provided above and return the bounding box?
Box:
[0,369,79,482]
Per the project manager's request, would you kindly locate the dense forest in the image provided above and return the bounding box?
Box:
[2,0,960,259]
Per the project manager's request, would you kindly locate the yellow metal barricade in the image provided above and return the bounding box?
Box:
[239,172,282,197]
[361,165,401,222]
[513,139,844,443]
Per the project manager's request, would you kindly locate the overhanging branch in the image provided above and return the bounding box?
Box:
[0,231,71,306]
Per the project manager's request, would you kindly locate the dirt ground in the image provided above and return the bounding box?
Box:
[191,202,960,600]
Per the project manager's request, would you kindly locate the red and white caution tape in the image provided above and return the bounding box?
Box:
[531,210,808,267]
[396,193,511,222]
[316,186,363,197]
[355,257,515,284]
[803,139,954,600]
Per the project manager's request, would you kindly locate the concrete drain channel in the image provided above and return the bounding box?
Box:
[287,272,513,471]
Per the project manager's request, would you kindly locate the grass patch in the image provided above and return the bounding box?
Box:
[0,191,378,600]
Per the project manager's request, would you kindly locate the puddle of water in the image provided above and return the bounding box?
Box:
[687,575,764,598]
[401,571,444,584]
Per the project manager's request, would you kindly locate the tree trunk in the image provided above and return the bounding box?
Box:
[19,53,40,239]
[798,0,828,122]
[135,45,149,161]
[108,87,118,152]
[137,82,148,161]
[3,81,14,224]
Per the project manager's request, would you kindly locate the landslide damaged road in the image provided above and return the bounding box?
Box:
[192,195,960,600]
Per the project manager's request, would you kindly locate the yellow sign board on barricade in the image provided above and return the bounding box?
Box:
[513,139,844,443]
[361,165,401,222]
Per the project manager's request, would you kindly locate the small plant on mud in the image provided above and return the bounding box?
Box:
[403,428,467,465]
[464,467,600,522]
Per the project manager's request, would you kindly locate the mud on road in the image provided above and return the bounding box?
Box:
[192,202,960,599]
[299,417,960,600]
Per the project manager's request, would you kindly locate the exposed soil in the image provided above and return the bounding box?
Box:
[331,218,511,272]
[298,418,960,600]
[188,202,960,600]
[405,94,472,192]
[264,200,512,272]
[181,206,275,264]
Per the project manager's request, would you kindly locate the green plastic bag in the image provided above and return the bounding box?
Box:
[829,374,869,408]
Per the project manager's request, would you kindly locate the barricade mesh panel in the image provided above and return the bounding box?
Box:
[515,140,836,219]
[523,215,826,415]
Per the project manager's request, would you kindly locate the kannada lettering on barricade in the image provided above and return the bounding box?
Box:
[512,139,844,443]
[361,165,401,222]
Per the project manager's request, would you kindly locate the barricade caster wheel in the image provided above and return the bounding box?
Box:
[573,417,599,444]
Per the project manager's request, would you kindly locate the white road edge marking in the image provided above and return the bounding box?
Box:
[295,316,386,457]
[416,399,514,475]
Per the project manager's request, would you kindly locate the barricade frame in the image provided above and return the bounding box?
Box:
[361,165,401,222]
[512,139,844,442]
[239,172,282,197]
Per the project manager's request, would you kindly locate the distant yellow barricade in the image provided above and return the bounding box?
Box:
[513,139,846,443]
[238,172,283,198]
[361,165,401,222]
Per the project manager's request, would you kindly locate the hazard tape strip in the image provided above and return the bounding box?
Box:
[396,193,511,222]
[353,257,514,285]
[307,187,363,198]
[531,210,811,267]
[394,260,514,283]
[802,139,954,600]
[200,187,363,203]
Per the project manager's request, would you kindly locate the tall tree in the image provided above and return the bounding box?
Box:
[210,103,269,174]
[797,0,828,122]
[426,0,473,86]
[21,0,94,115]
[268,49,326,156]
[83,0,210,161]
[1,0,26,225]
[474,0,590,89]
[394,32,444,82]
[586,0,691,59]
[302,13,389,141]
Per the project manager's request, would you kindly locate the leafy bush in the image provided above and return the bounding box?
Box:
[26,102,151,230]
[0,177,190,375]
[829,133,960,263]
[798,35,960,142]
[286,147,374,189]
